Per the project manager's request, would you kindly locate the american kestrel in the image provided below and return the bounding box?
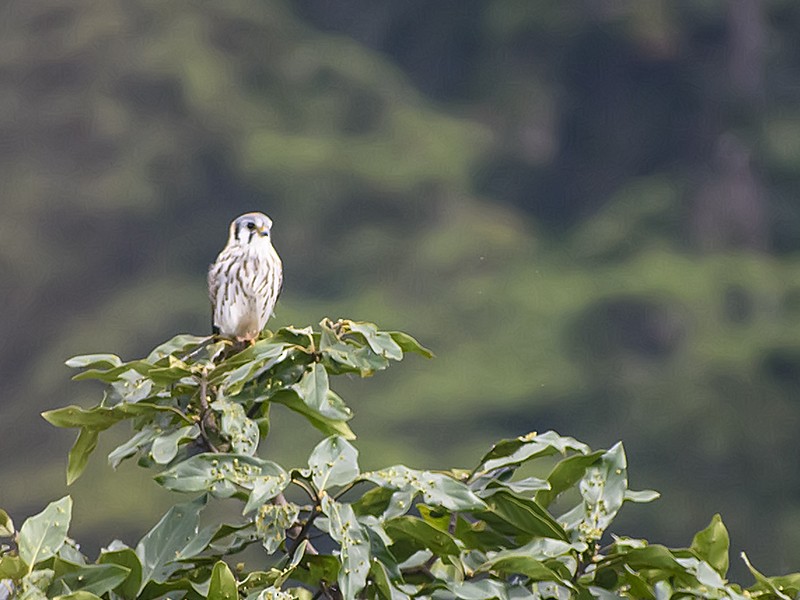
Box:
[208,212,283,342]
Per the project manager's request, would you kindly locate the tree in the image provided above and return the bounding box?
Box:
[0,318,796,599]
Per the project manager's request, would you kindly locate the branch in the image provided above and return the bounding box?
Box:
[196,372,221,453]
[286,501,322,557]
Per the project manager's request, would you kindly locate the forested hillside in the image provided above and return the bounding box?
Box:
[2,0,800,578]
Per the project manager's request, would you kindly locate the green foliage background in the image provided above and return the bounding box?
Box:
[2,0,800,579]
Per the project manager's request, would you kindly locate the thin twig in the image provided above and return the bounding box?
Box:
[292,478,318,503]
[332,480,361,501]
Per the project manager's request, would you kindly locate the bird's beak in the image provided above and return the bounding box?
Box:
[257,226,269,237]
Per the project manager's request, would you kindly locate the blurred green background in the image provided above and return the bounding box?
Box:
[2,0,800,579]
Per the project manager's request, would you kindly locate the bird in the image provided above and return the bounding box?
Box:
[208,212,283,342]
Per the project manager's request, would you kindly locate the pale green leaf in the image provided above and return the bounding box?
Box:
[383,516,460,556]
[308,436,360,491]
[212,399,259,456]
[18,497,72,571]
[691,514,729,578]
[97,547,142,599]
[321,496,370,600]
[146,334,211,363]
[387,331,433,359]
[0,510,14,537]
[477,430,591,476]
[67,429,99,485]
[348,322,403,361]
[364,465,485,511]
[270,390,355,439]
[64,354,122,370]
[255,503,300,554]
[207,561,238,600]
[155,454,288,502]
[624,490,660,503]
[108,426,160,469]
[150,425,200,465]
[480,490,568,541]
[294,363,350,420]
[52,558,129,596]
[135,495,207,588]
[53,592,103,600]
[42,404,180,431]
[534,450,605,509]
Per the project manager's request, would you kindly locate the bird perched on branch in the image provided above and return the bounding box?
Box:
[208,212,283,342]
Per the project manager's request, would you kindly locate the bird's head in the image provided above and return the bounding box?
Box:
[229,212,273,245]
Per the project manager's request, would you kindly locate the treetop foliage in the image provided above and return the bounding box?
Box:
[1,319,798,599]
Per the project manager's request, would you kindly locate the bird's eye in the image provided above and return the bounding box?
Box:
[246,222,256,230]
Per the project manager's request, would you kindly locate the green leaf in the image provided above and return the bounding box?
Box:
[0,555,25,579]
[478,554,561,582]
[370,559,410,600]
[43,406,125,430]
[599,545,686,577]
[70,363,152,384]
[246,586,295,600]
[64,354,122,370]
[207,561,238,600]
[556,444,628,543]
[52,558,129,596]
[18,496,72,572]
[747,572,800,600]
[155,454,289,503]
[239,570,281,596]
[271,390,355,440]
[42,404,181,431]
[212,399,259,455]
[320,330,392,375]
[383,516,460,557]
[453,516,513,552]
[387,331,433,359]
[135,495,207,589]
[97,547,142,599]
[480,490,568,541]
[219,343,286,395]
[347,322,403,361]
[363,466,486,511]
[321,496,370,600]
[138,577,197,600]
[66,429,99,485]
[478,538,586,583]
[244,476,292,515]
[294,363,351,421]
[446,579,511,600]
[145,334,211,363]
[145,360,193,386]
[308,436,360,491]
[107,426,160,469]
[691,514,729,578]
[624,490,660,503]
[417,505,451,532]
[0,509,14,537]
[53,592,103,600]
[476,430,591,476]
[255,502,300,554]
[534,450,605,509]
[150,425,200,465]
[19,568,53,599]
[56,539,86,566]
[290,555,340,590]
